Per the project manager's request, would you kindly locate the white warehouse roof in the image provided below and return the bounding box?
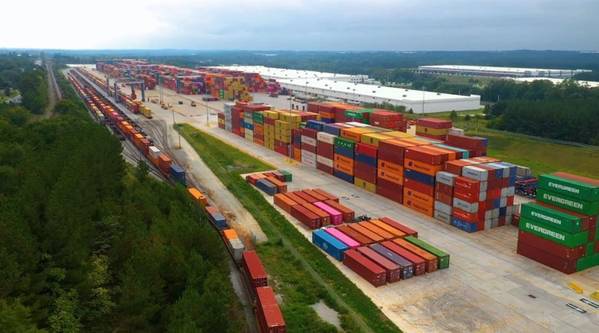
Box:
[418,65,591,78]
[278,78,481,113]
[512,77,599,88]
[215,65,365,82]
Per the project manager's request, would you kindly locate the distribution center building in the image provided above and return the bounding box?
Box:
[417,65,591,78]
[217,65,481,113]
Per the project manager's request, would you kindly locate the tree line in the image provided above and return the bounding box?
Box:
[0,57,246,332]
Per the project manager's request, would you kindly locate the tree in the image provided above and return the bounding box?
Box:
[464,114,471,121]
[449,110,458,122]
[48,290,81,333]
[135,160,149,182]
[0,299,45,333]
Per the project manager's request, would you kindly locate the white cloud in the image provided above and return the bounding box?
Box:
[0,0,597,50]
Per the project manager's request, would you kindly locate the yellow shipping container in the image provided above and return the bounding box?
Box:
[385,131,413,139]
[360,132,394,147]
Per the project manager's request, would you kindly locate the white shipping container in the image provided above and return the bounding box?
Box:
[228,238,245,263]
[462,166,488,181]
[434,201,453,215]
[316,155,333,167]
[149,146,161,159]
[453,197,478,213]
[448,127,465,136]
[434,210,452,224]
[301,136,317,146]
[301,150,317,167]
[436,171,457,186]
[317,132,337,144]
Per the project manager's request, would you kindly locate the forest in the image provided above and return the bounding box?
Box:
[0,56,245,332]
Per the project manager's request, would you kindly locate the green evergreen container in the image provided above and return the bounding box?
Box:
[404,236,450,269]
[536,189,599,216]
[253,112,264,124]
[539,174,599,202]
[345,109,373,120]
[279,170,292,182]
[334,137,355,149]
[519,217,588,248]
[520,202,584,233]
[576,253,599,271]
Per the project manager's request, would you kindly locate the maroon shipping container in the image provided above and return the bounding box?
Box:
[416,118,452,129]
[343,249,387,287]
[317,142,334,159]
[316,163,334,174]
[376,179,403,204]
[302,202,331,226]
[291,204,320,229]
[294,191,319,203]
[518,231,585,260]
[357,246,402,282]
[336,225,374,245]
[381,241,426,276]
[301,127,318,138]
[354,162,377,184]
[446,134,487,150]
[517,240,577,274]
[311,188,338,202]
[243,251,268,290]
[380,217,418,237]
[404,146,446,165]
[255,287,286,333]
[301,143,317,153]
[303,189,328,202]
[324,200,354,222]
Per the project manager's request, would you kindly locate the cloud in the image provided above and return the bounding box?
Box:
[1,0,598,50]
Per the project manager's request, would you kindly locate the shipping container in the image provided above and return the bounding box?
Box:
[313,229,348,261]
[392,238,438,272]
[370,243,414,279]
[256,287,286,333]
[343,249,387,287]
[404,236,450,269]
[243,251,268,289]
[357,246,402,282]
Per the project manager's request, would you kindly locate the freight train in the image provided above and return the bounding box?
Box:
[70,69,285,332]
[69,69,184,184]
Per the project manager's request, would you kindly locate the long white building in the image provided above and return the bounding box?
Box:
[215,65,368,83]
[278,78,480,113]
[417,65,591,78]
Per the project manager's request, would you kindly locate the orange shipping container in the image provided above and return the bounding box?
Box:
[348,223,384,243]
[393,238,438,272]
[378,160,403,174]
[359,221,395,240]
[370,219,406,238]
[223,229,238,240]
[403,197,434,216]
[404,188,435,206]
[187,187,208,207]
[377,168,403,185]
[404,158,443,176]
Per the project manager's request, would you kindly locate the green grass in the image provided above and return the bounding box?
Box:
[177,124,401,333]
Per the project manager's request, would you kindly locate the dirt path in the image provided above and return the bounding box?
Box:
[44,61,61,118]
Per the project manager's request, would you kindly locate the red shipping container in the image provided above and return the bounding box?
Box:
[324,200,354,222]
[343,249,387,287]
[243,251,268,289]
[302,203,330,226]
[444,159,480,175]
[337,225,374,245]
[285,192,309,206]
[311,188,338,202]
[378,139,416,165]
[416,118,452,129]
[376,179,403,204]
[291,204,320,229]
[356,143,378,158]
[446,134,487,150]
[348,224,384,243]
[517,241,577,274]
[354,162,377,184]
[404,146,446,165]
[435,191,453,206]
[435,182,454,196]
[404,178,435,197]
[518,231,585,260]
[301,143,317,153]
[301,127,318,138]
[303,189,327,202]
[317,163,334,174]
[317,142,334,159]
[294,191,319,203]
[381,241,426,276]
[256,287,286,333]
[357,246,402,282]
[380,217,418,237]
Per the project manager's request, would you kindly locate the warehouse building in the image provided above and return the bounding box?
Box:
[215,65,369,83]
[417,65,591,78]
[277,78,480,113]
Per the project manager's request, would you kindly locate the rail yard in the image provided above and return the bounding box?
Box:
[65,62,599,333]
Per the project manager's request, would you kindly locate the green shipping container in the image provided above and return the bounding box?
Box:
[536,189,599,216]
[345,109,373,120]
[519,217,588,248]
[253,112,264,123]
[520,202,584,233]
[576,253,599,271]
[585,242,595,256]
[404,236,450,269]
[334,137,355,150]
[539,174,599,202]
[279,170,292,182]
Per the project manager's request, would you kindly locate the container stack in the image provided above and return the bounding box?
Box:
[517,172,599,273]
[252,111,264,145]
[345,108,373,124]
[246,171,290,196]
[370,110,405,130]
[243,110,254,142]
[316,131,336,174]
[354,141,378,193]
[416,118,452,140]
[445,134,488,157]
[434,171,457,223]
[311,217,450,287]
[301,126,318,168]
[334,137,356,184]
[263,110,278,150]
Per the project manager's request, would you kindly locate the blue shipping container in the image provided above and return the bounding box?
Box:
[404,169,435,186]
[312,229,348,261]
[434,143,469,159]
[333,170,354,183]
[355,153,377,167]
[306,120,325,131]
[370,243,414,279]
[256,179,278,196]
[208,211,228,230]
[323,124,342,136]
[451,217,478,233]
[169,163,186,185]
[334,146,354,158]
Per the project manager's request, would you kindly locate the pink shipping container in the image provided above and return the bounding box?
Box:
[313,202,343,225]
[325,228,360,248]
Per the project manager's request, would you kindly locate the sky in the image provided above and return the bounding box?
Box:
[2,0,598,50]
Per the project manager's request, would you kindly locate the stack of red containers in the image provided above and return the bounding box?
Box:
[354,142,378,188]
[316,132,336,174]
[370,110,404,130]
[416,118,452,140]
[231,105,243,136]
[376,139,415,203]
[445,134,488,157]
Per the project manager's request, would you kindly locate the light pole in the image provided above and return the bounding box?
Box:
[172,108,181,149]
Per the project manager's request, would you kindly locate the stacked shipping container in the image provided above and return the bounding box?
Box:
[517,173,599,273]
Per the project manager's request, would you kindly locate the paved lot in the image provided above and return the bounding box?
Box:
[87,69,599,332]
